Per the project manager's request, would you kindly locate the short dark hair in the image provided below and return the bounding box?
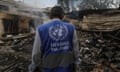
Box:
[50,6,64,19]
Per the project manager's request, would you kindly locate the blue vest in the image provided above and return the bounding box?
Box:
[38,19,75,72]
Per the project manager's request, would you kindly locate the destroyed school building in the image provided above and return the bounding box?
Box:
[0,0,43,38]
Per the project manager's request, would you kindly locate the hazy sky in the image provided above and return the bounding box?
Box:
[15,0,57,8]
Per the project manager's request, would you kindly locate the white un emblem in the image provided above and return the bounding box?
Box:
[49,24,68,41]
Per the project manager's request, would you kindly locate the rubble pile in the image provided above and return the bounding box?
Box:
[0,33,34,72]
[77,29,120,72]
[0,33,34,46]
[0,54,30,72]
[79,9,120,31]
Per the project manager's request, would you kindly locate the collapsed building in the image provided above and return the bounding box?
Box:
[0,12,30,37]
[0,0,43,50]
[0,0,43,38]
[0,0,43,72]
[67,9,120,72]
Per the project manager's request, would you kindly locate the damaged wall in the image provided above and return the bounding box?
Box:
[0,20,4,38]
[0,12,13,38]
[18,16,30,33]
[72,9,120,32]
[0,12,31,38]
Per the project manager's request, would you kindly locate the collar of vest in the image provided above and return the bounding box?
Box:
[51,18,61,21]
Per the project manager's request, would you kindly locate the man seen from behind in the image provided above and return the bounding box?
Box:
[29,6,81,72]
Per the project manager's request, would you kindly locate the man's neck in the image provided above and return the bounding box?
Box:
[51,18,61,21]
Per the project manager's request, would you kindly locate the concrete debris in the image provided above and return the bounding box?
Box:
[77,29,120,72]
[0,33,34,72]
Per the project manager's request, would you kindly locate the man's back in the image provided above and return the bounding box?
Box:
[29,6,80,72]
[38,19,74,72]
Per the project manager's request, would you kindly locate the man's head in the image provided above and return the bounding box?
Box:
[50,6,64,19]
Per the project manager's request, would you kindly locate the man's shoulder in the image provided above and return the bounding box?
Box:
[63,21,75,28]
[38,22,50,28]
